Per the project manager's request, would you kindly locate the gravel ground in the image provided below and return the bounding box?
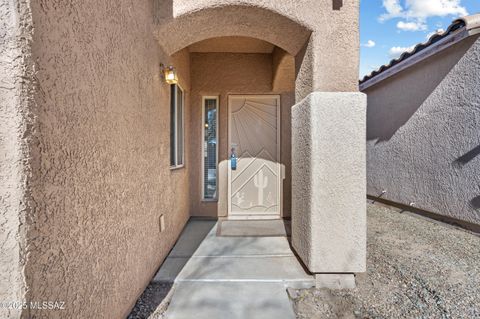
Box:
[127,283,173,319]
[291,203,480,319]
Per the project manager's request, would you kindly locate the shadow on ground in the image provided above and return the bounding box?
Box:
[127,218,300,319]
[127,283,173,319]
[127,219,216,319]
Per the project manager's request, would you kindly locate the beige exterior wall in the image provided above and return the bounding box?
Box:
[1,1,364,316]
[292,92,367,273]
[154,0,361,96]
[8,1,190,318]
[365,36,480,226]
[0,1,32,318]
[189,51,295,218]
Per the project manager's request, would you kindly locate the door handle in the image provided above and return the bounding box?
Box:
[230,147,237,170]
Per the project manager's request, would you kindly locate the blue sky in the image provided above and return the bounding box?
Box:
[360,0,480,79]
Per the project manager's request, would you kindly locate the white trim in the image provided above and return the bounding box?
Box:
[201,96,219,201]
[227,95,282,219]
[360,28,469,91]
[170,84,185,169]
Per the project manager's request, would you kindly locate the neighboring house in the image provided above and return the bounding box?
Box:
[0,1,366,318]
[362,14,480,231]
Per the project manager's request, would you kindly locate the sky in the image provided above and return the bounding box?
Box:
[360,0,480,79]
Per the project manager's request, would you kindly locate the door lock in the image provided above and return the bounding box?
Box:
[230,147,237,170]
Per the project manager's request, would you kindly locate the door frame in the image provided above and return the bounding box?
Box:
[227,94,282,219]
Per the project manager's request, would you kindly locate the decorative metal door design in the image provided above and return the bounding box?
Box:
[228,95,282,218]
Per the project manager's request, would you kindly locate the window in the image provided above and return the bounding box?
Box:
[170,84,184,168]
[202,97,218,200]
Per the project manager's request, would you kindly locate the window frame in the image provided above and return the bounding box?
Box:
[201,96,219,201]
[170,84,185,170]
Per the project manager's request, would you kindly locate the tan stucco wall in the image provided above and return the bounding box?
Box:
[0,1,32,318]
[1,1,364,314]
[7,2,191,318]
[189,51,295,218]
[292,92,367,273]
[189,36,274,54]
[154,0,361,96]
[365,36,480,226]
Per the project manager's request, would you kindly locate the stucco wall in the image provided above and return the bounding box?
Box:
[18,1,190,318]
[292,92,366,273]
[0,1,364,315]
[365,36,480,226]
[0,1,32,318]
[154,0,361,96]
[189,51,295,218]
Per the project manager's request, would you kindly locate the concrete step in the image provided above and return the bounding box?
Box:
[168,220,294,258]
[153,256,314,287]
[153,220,314,319]
[165,282,296,319]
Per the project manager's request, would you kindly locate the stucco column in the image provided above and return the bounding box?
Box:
[295,26,360,101]
[291,92,366,287]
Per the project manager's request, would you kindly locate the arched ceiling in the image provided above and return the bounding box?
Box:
[188,37,275,54]
[154,5,311,56]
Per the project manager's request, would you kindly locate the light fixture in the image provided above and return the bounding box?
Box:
[160,64,178,84]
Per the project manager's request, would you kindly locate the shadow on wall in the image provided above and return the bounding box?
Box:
[366,37,477,143]
[454,145,480,167]
[154,0,172,21]
[470,196,480,210]
[294,37,314,101]
[333,0,343,10]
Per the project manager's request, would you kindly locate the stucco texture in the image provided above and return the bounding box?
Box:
[1,1,365,316]
[154,0,361,96]
[365,36,480,226]
[292,92,367,273]
[0,1,32,318]
[189,50,295,218]
[12,1,190,318]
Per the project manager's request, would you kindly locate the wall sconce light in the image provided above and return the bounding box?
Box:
[160,64,178,84]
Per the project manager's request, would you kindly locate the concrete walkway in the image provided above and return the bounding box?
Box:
[153,219,314,319]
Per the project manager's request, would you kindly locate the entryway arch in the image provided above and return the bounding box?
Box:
[177,35,297,220]
[153,0,367,281]
[154,4,312,57]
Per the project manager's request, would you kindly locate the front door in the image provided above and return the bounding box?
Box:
[228,95,282,219]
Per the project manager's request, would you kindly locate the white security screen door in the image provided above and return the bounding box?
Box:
[228,95,282,219]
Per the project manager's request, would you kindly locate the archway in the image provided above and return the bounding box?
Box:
[154,1,367,284]
[154,4,311,57]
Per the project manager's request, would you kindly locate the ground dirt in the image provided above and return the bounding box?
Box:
[291,203,480,319]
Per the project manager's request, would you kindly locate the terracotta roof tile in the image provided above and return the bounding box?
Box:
[360,14,480,85]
